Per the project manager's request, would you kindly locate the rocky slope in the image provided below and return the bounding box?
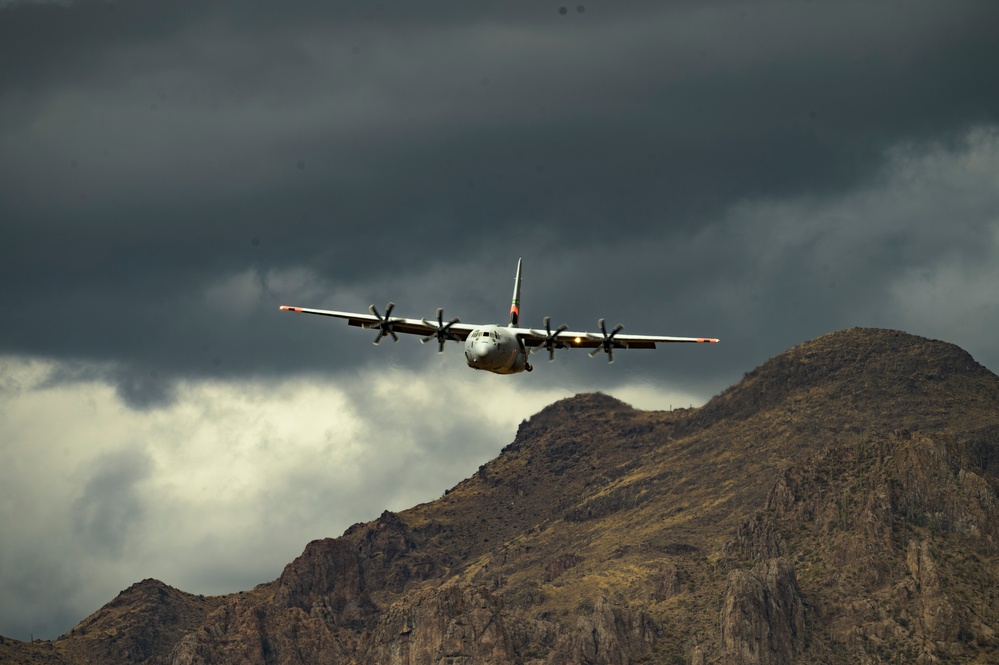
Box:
[3,328,998,664]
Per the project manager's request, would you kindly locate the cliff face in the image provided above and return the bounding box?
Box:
[720,558,804,665]
[4,328,999,664]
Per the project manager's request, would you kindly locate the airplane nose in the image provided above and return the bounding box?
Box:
[472,344,489,360]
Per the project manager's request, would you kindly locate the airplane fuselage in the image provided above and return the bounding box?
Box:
[463,325,531,374]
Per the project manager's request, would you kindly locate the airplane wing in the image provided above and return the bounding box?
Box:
[515,319,718,362]
[517,329,719,349]
[278,305,478,343]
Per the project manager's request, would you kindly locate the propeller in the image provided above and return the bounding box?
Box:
[588,318,626,363]
[538,316,568,362]
[369,302,400,344]
[421,308,461,353]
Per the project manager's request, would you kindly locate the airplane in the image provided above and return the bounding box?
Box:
[279,259,719,375]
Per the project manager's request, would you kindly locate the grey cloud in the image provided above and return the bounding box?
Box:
[0,0,71,9]
[113,367,177,410]
[35,359,179,410]
[0,552,80,641]
[72,448,153,557]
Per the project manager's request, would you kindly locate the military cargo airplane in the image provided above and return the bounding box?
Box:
[279,259,718,375]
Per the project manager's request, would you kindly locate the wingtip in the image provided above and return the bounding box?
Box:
[279,306,303,313]
[697,338,720,343]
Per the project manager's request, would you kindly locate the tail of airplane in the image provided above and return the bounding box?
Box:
[509,258,522,327]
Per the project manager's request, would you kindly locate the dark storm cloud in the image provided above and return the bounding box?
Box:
[1,0,998,401]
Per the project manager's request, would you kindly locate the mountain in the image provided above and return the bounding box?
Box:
[3,328,998,664]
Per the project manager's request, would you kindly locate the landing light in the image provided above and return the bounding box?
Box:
[574,336,582,344]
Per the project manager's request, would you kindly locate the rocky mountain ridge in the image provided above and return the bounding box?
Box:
[3,328,998,664]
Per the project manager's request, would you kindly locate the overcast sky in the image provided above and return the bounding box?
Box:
[2,0,998,641]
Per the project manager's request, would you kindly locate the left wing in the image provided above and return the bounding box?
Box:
[516,318,718,362]
[278,304,478,345]
[518,329,719,349]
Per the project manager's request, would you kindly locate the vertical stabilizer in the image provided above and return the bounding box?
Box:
[509,258,522,327]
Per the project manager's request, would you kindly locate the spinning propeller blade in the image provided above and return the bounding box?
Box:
[539,315,569,362]
[420,308,461,353]
[588,318,626,363]
[369,302,400,344]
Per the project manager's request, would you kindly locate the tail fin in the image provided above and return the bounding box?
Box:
[509,258,522,327]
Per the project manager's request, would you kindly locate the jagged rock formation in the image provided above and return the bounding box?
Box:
[721,559,804,665]
[3,328,999,664]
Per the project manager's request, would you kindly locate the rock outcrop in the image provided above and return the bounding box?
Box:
[720,559,804,665]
